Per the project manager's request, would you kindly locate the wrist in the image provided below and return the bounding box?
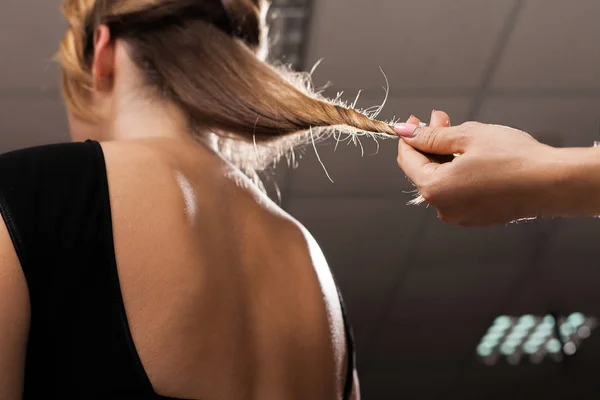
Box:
[540,146,600,217]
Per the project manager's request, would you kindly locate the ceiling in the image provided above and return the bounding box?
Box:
[1,0,600,398]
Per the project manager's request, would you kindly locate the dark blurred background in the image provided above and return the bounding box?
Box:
[1,0,600,398]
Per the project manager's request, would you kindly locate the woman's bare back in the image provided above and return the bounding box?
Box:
[100,138,352,400]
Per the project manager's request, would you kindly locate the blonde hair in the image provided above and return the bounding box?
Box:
[56,0,396,184]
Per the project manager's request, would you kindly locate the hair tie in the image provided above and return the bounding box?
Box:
[83,0,236,62]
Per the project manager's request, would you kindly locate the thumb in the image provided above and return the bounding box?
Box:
[394,123,467,155]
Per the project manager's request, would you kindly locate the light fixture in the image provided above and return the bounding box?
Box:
[268,0,313,70]
[476,313,597,365]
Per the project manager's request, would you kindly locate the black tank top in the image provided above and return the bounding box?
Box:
[0,140,356,399]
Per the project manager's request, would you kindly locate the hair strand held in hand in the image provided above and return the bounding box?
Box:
[56,0,398,190]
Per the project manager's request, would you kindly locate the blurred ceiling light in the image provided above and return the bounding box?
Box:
[476,313,597,366]
[563,341,577,356]
[578,325,592,339]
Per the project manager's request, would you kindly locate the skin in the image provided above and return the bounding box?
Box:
[0,26,359,399]
[397,111,600,226]
[0,219,29,400]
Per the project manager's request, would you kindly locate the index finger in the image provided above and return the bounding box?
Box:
[397,137,440,184]
[400,115,432,181]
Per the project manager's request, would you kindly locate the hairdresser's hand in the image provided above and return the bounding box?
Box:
[395,112,568,226]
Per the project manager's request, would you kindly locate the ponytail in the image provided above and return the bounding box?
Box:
[57,0,396,180]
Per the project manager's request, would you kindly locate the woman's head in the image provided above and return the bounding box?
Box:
[57,0,394,179]
[58,0,269,139]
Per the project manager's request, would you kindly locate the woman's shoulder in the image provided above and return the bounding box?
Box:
[97,138,327,260]
[0,141,98,175]
[0,141,106,236]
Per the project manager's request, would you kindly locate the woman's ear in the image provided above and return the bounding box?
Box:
[91,25,116,91]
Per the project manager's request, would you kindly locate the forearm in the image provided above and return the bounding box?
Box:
[542,146,600,218]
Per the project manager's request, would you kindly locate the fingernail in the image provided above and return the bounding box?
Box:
[446,119,451,127]
[394,123,421,138]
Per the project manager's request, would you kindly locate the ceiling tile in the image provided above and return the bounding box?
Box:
[544,218,600,262]
[0,96,69,153]
[374,318,487,363]
[392,282,511,320]
[287,96,471,197]
[540,277,600,314]
[454,379,581,400]
[493,224,600,318]
[305,0,515,90]
[397,260,522,302]
[477,97,600,147]
[285,197,428,347]
[359,363,459,399]
[492,0,600,90]
[386,218,543,319]
[460,360,565,394]
[0,0,65,90]
[491,282,557,317]
[409,212,537,266]
[540,250,600,313]
[390,216,556,319]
